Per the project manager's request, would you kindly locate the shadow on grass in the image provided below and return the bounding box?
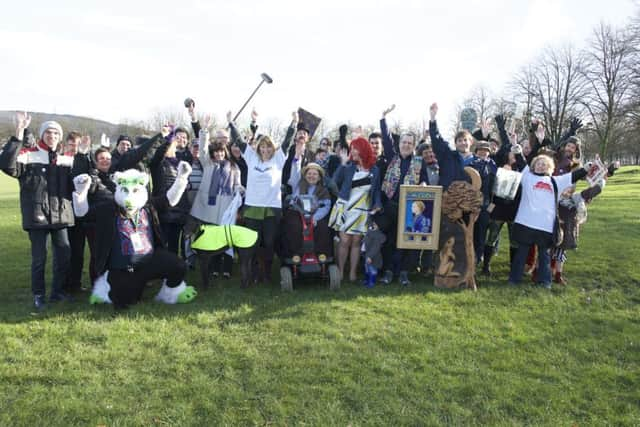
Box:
[0,268,444,324]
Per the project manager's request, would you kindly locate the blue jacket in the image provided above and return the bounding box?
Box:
[469,156,497,206]
[429,120,470,189]
[333,162,382,210]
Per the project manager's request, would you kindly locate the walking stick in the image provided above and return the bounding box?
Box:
[232,73,273,122]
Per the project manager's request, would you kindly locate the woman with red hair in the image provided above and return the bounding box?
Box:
[328,137,382,281]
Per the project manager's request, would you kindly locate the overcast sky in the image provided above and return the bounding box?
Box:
[0,0,635,133]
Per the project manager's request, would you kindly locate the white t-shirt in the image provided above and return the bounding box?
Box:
[244,145,288,209]
[514,166,573,233]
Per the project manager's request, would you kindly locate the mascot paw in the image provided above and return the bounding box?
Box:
[90,272,112,304]
[177,286,198,303]
[154,281,197,304]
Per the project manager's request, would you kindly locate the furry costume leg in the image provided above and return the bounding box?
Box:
[90,271,112,304]
[155,280,197,304]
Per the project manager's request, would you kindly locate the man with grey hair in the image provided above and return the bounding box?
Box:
[0,112,75,310]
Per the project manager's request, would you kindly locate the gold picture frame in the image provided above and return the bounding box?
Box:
[396,185,443,250]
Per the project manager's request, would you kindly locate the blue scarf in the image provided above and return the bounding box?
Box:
[208,160,234,205]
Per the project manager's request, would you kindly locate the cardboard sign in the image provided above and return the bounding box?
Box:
[586,157,607,188]
[298,107,322,138]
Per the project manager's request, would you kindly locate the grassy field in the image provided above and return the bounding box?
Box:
[0,168,638,426]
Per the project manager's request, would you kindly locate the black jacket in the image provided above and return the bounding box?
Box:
[149,141,190,224]
[0,137,74,230]
[282,144,314,196]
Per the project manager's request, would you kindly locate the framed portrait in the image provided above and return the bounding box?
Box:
[396,185,443,250]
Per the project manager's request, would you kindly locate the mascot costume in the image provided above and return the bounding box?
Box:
[72,161,197,308]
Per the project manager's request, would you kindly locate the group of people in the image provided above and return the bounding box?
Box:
[0,99,616,310]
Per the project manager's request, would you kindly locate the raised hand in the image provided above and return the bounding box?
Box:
[494,114,506,131]
[429,103,438,121]
[177,161,192,178]
[508,130,518,145]
[338,147,349,165]
[535,122,545,143]
[530,118,540,133]
[251,108,258,122]
[79,135,91,154]
[73,174,92,194]
[185,98,196,121]
[338,124,348,141]
[480,118,491,138]
[226,110,233,124]
[100,133,109,147]
[161,125,171,138]
[14,111,31,140]
[569,117,583,133]
[202,113,213,129]
[15,111,32,130]
[292,111,299,125]
[382,104,396,118]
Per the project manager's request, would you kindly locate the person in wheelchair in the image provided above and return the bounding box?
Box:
[281,163,333,261]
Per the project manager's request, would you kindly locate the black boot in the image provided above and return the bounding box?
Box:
[482,245,493,276]
[264,257,273,283]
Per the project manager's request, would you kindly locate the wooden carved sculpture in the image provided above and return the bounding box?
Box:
[434,168,482,290]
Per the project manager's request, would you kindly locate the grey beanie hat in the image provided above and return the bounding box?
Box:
[39,121,63,140]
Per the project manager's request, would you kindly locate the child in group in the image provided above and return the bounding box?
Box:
[362,216,386,288]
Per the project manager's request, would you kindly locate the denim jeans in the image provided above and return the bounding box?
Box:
[28,228,71,296]
[473,208,491,263]
[509,243,551,284]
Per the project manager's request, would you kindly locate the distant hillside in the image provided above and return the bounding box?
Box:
[0,111,146,148]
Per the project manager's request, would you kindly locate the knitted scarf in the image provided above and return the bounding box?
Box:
[381,156,423,199]
[208,160,234,205]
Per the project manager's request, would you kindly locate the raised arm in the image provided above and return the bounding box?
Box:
[380,104,396,161]
[148,129,173,171]
[111,126,170,173]
[250,108,259,139]
[554,117,582,150]
[195,114,213,167]
[493,114,511,167]
[526,119,547,162]
[472,118,491,142]
[428,103,450,157]
[0,112,32,178]
[228,110,249,153]
[186,99,201,137]
[281,111,298,154]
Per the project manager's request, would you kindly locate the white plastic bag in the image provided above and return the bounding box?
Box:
[493,168,522,200]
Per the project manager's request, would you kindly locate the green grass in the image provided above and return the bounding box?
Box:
[0,168,639,426]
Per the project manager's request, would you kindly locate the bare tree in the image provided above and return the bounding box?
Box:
[260,117,286,145]
[465,85,496,122]
[511,44,587,143]
[145,108,187,133]
[580,22,635,157]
